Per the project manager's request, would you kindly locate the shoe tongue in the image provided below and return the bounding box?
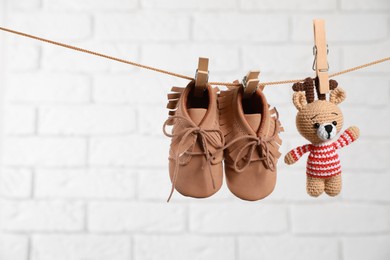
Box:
[188,108,207,125]
[244,113,262,132]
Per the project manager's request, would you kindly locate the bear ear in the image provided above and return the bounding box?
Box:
[329,87,346,105]
[293,91,307,111]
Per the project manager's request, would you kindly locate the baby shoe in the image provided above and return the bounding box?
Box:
[163,81,224,201]
[218,84,283,201]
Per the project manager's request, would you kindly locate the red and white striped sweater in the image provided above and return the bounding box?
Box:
[289,129,357,178]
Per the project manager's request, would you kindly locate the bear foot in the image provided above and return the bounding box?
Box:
[306,176,325,197]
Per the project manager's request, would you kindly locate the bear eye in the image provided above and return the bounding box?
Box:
[332,121,337,126]
[313,123,320,129]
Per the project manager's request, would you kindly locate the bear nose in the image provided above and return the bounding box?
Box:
[325,124,333,133]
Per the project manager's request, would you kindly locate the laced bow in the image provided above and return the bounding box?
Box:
[163,115,224,202]
[223,135,276,173]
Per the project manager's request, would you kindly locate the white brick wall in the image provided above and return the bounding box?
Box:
[31,235,131,260]
[0,1,389,260]
[35,169,136,199]
[0,200,84,232]
[134,235,235,260]
[88,202,186,232]
[0,235,29,260]
[238,235,339,260]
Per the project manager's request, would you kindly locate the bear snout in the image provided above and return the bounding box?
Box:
[317,123,337,141]
[325,125,333,133]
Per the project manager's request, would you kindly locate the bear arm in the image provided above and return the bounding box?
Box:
[285,144,311,164]
[333,128,359,150]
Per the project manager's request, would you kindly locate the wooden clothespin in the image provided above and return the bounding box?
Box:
[194,57,209,97]
[313,19,329,94]
[242,70,260,99]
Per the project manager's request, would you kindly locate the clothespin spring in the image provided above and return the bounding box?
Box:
[312,45,330,72]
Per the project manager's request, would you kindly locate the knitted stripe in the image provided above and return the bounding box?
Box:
[307,158,339,165]
[307,141,341,177]
[291,144,311,161]
[307,169,341,178]
[307,160,340,168]
[334,130,355,149]
[308,153,338,160]
[307,163,341,172]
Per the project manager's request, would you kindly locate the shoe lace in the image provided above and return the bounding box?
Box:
[223,107,282,173]
[163,115,225,202]
[222,122,280,173]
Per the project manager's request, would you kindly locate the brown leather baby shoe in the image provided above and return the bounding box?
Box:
[218,84,283,201]
[163,81,224,201]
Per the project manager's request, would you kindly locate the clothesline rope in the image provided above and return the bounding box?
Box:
[0,26,389,87]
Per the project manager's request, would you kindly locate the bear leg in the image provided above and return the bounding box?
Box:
[325,174,342,196]
[306,176,325,197]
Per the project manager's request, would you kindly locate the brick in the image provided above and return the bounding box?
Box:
[89,136,169,167]
[291,203,390,234]
[343,173,390,202]
[0,200,84,231]
[141,44,240,73]
[189,204,288,233]
[95,13,189,41]
[239,235,339,260]
[0,234,29,260]
[275,106,301,138]
[35,169,136,199]
[4,105,35,135]
[38,105,136,135]
[2,137,86,167]
[139,106,167,136]
[137,169,232,201]
[339,140,390,171]
[193,14,288,42]
[88,202,185,232]
[339,76,389,106]
[242,45,342,74]
[240,0,337,10]
[6,41,40,71]
[0,168,32,198]
[341,107,390,137]
[7,0,41,10]
[45,0,137,10]
[92,73,173,105]
[6,73,90,103]
[31,235,131,260]
[341,0,390,10]
[342,235,390,260]
[142,0,237,9]
[137,170,171,200]
[262,86,294,107]
[8,13,91,40]
[292,15,388,42]
[134,235,235,260]
[42,43,138,72]
[343,41,390,73]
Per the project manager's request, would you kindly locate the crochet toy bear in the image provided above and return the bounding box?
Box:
[284,78,360,197]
